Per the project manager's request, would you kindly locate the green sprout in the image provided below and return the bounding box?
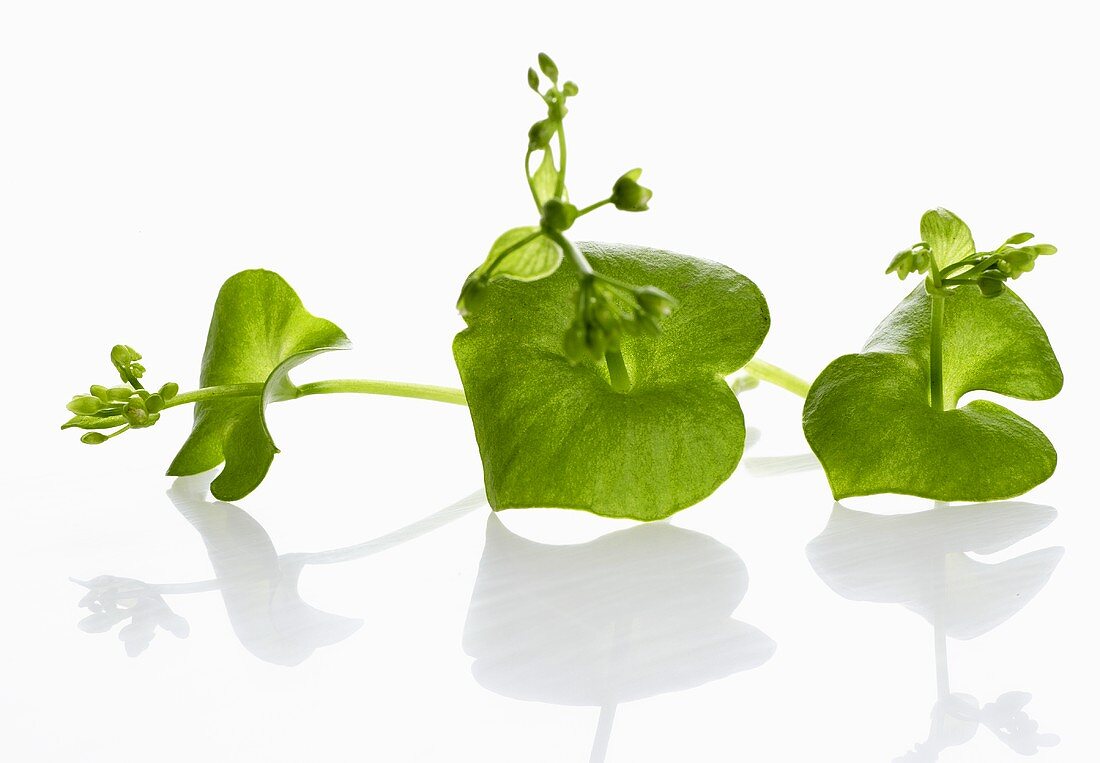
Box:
[456,53,674,392]
[803,208,1063,502]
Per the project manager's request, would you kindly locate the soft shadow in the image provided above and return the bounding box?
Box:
[74,473,486,666]
[806,501,1062,761]
[464,515,774,762]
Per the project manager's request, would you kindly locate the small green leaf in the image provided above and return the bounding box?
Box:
[530,148,561,207]
[804,284,1062,501]
[454,243,770,520]
[166,270,349,501]
[920,207,976,269]
[527,67,539,91]
[476,226,563,282]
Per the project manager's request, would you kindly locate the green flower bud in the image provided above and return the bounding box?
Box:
[584,324,609,358]
[67,395,105,415]
[562,81,578,97]
[564,321,587,364]
[123,399,149,427]
[538,53,558,83]
[107,386,133,401]
[978,275,1006,297]
[592,302,621,340]
[80,432,110,445]
[541,199,578,232]
[145,393,165,413]
[1004,232,1034,246]
[635,285,677,317]
[110,344,140,367]
[527,67,540,91]
[159,382,179,401]
[610,169,653,212]
[528,119,556,151]
[90,385,110,402]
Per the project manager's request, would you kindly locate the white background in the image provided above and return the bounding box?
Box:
[2,2,1097,761]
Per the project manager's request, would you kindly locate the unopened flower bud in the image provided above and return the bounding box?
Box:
[67,395,105,415]
[528,119,556,151]
[80,432,110,445]
[610,169,652,212]
[107,386,133,401]
[537,53,558,83]
[635,285,676,317]
[123,400,149,427]
[541,199,577,232]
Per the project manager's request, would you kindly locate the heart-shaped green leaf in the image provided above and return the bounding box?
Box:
[166,270,349,500]
[453,242,769,520]
[804,284,1062,501]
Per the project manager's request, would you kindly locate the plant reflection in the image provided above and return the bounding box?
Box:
[464,515,774,763]
[806,501,1062,761]
[73,474,485,665]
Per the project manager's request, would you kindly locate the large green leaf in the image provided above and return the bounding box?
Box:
[166,270,349,500]
[453,242,770,520]
[804,284,1062,501]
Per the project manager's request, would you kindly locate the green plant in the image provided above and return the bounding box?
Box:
[62,54,801,519]
[803,208,1062,501]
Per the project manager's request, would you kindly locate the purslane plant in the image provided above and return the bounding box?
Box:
[63,54,799,519]
[803,208,1063,501]
[453,54,777,519]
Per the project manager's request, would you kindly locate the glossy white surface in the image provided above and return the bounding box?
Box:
[2,2,1097,760]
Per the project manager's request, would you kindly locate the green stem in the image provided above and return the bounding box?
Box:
[576,198,611,217]
[930,295,945,411]
[743,359,811,399]
[546,228,593,276]
[296,379,466,406]
[604,350,631,393]
[172,379,466,408]
[525,149,540,210]
[554,118,567,199]
[166,383,265,408]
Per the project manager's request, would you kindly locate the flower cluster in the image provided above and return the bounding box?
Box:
[885,232,1056,299]
[62,345,179,444]
[564,276,677,363]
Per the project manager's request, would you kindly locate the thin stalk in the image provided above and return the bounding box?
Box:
[169,379,466,408]
[576,198,612,217]
[166,383,265,408]
[554,119,568,199]
[296,379,466,406]
[546,228,594,276]
[743,359,811,399]
[930,295,945,411]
